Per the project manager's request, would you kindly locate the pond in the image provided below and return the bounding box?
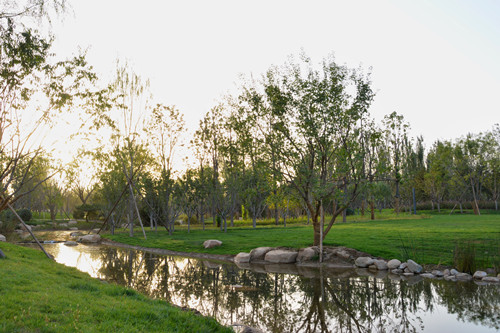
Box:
[22,231,500,333]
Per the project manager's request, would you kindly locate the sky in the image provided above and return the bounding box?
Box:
[47,0,500,162]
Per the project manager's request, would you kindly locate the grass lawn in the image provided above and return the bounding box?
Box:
[106,212,500,269]
[0,242,232,333]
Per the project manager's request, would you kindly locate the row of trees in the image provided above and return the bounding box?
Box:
[1,2,498,247]
[40,56,499,247]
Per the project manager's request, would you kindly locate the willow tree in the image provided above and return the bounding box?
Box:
[261,53,376,246]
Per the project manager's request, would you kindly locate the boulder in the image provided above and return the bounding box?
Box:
[443,269,450,276]
[264,249,298,264]
[249,247,274,261]
[0,234,6,242]
[431,270,444,277]
[373,259,388,270]
[234,252,251,264]
[69,227,78,231]
[399,263,408,270]
[78,234,101,243]
[482,276,500,283]
[64,241,79,246]
[297,247,318,262]
[387,259,402,269]
[70,232,83,237]
[420,273,435,279]
[335,250,351,260]
[354,257,374,268]
[444,275,456,281]
[450,269,459,276]
[20,224,32,232]
[203,240,222,249]
[406,260,423,274]
[473,271,488,280]
[455,273,472,281]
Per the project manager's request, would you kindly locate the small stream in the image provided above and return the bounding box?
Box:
[21,231,500,333]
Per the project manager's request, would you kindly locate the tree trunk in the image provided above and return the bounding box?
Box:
[370,200,375,220]
[471,179,481,215]
[361,200,365,216]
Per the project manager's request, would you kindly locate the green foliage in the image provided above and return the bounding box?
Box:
[73,208,85,219]
[17,208,32,222]
[454,241,477,274]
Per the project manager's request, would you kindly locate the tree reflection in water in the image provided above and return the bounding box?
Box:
[47,245,500,333]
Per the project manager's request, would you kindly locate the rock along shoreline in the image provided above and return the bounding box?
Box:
[100,239,500,285]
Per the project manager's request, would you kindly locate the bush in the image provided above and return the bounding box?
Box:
[0,219,16,236]
[17,209,32,222]
[73,209,85,219]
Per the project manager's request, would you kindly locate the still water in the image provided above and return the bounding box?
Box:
[24,231,500,333]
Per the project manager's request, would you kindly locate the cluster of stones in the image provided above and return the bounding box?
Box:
[233,246,320,264]
[354,256,500,284]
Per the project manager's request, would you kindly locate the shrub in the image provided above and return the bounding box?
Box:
[17,209,32,222]
[73,209,85,219]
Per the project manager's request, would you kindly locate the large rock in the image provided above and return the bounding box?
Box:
[78,234,101,243]
[455,273,472,281]
[249,247,274,261]
[450,269,459,276]
[297,247,318,262]
[19,224,32,232]
[0,234,6,242]
[482,276,500,283]
[431,270,444,277]
[203,240,222,249]
[373,259,388,270]
[355,257,374,268]
[473,271,487,279]
[70,232,83,237]
[420,273,436,279]
[264,249,298,264]
[234,252,251,264]
[69,227,78,231]
[64,241,79,246]
[406,260,423,274]
[387,259,401,269]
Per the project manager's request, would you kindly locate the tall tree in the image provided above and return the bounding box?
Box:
[261,53,376,245]
[382,111,410,215]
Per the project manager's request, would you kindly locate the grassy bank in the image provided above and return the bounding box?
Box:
[0,242,232,333]
[106,213,500,269]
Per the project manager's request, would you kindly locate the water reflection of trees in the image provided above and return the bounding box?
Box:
[94,248,500,333]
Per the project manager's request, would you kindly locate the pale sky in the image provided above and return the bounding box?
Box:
[48,0,500,163]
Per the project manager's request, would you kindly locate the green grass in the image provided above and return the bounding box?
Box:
[0,242,232,333]
[106,213,500,268]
